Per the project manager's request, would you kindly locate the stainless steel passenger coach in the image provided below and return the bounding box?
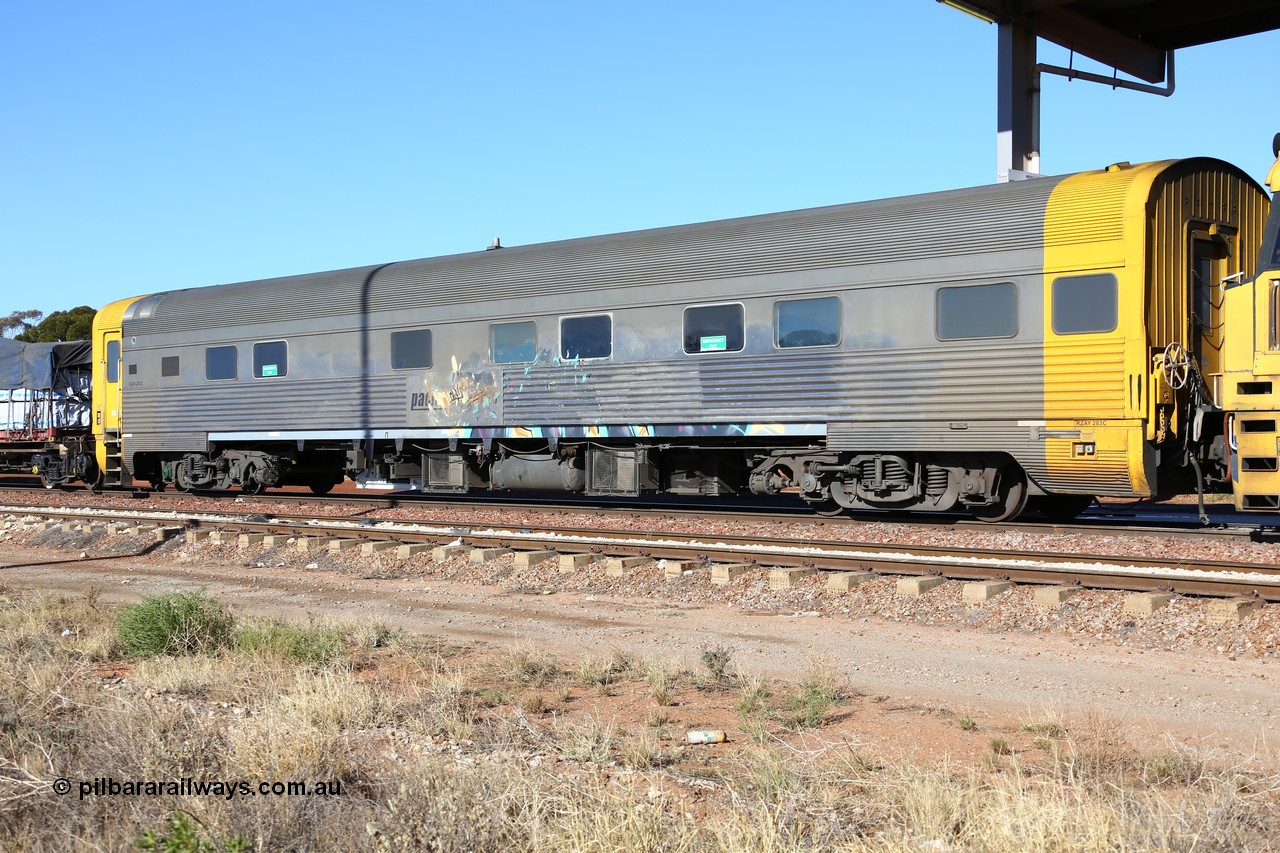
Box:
[73,152,1280,521]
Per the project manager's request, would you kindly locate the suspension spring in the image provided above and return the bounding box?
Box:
[925,466,949,496]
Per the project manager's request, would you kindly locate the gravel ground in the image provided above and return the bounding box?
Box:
[3,483,1279,757]
[0,504,1277,766]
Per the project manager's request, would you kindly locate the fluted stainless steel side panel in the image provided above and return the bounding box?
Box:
[123,433,208,456]
[123,178,1063,336]
[503,344,1045,423]
[125,375,406,451]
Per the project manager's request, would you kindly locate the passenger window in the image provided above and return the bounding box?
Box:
[1271,282,1279,350]
[775,297,841,348]
[560,315,612,360]
[936,282,1018,340]
[1052,274,1118,334]
[161,356,179,377]
[206,346,237,380]
[491,321,537,364]
[253,341,287,378]
[683,303,744,354]
[390,329,432,370]
[106,340,120,383]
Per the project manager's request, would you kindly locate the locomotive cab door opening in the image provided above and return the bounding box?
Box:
[1189,228,1233,403]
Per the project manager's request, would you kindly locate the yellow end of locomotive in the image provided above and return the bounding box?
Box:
[1221,274,1280,510]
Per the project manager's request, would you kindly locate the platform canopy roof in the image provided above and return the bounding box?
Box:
[945,0,1280,82]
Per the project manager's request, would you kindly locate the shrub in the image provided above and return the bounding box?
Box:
[136,811,248,852]
[780,677,839,731]
[116,590,235,656]
[503,646,562,687]
[234,618,346,665]
[988,737,1014,756]
[701,644,733,680]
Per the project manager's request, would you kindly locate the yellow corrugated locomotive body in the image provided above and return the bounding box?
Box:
[75,156,1275,521]
[1220,141,1280,511]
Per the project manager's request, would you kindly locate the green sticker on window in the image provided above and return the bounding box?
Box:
[700,335,727,352]
[262,365,278,377]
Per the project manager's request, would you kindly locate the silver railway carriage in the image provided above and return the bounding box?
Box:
[95,156,1274,521]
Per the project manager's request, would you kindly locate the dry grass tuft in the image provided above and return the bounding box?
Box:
[0,586,1277,852]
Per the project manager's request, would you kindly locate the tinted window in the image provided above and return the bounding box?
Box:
[936,282,1018,340]
[106,340,120,383]
[206,346,237,380]
[391,329,432,370]
[491,321,537,364]
[775,297,841,348]
[560,315,612,360]
[1052,274,1118,334]
[1273,283,1280,350]
[683,303,744,354]
[253,341,287,378]
[161,356,179,377]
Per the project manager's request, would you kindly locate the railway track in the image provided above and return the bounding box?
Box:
[5,502,1279,602]
[2,481,1277,543]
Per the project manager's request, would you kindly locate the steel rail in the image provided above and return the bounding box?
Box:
[6,504,1279,602]
[0,484,1275,544]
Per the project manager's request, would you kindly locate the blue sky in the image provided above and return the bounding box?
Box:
[3,2,1278,320]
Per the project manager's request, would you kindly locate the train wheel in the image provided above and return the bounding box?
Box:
[1029,494,1094,522]
[173,464,194,493]
[240,464,265,496]
[309,481,335,495]
[970,467,1028,523]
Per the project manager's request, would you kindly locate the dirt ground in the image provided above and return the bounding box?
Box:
[1,532,1276,771]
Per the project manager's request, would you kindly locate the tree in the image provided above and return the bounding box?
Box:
[15,306,96,342]
[0,309,43,338]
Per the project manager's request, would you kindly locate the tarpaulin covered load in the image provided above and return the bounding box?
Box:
[1,338,92,436]
[0,339,90,390]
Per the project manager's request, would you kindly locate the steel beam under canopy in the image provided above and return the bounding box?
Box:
[940,0,1280,180]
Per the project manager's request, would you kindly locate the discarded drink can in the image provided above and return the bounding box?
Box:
[685,730,727,744]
